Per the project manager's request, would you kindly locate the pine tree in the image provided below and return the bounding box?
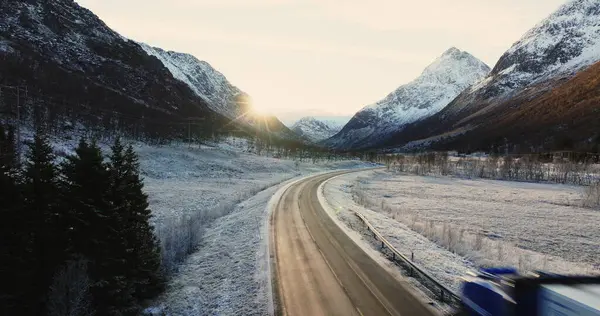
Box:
[62,138,135,315]
[0,123,26,315]
[0,124,18,169]
[107,139,164,302]
[20,130,64,315]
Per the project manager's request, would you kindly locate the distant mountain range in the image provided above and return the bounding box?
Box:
[290,117,345,142]
[2,0,599,153]
[375,0,600,152]
[323,47,490,149]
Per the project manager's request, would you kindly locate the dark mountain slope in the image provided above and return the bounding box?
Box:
[447,60,600,152]
[0,0,220,126]
[383,0,600,151]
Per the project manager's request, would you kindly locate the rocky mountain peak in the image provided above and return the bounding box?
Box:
[291,117,344,143]
[324,47,489,149]
[484,0,600,94]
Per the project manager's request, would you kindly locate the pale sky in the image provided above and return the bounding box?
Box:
[76,0,565,121]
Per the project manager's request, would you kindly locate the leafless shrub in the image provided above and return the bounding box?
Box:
[484,156,499,179]
[473,231,484,251]
[496,242,506,261]
[583,182,600,209]
[47,258,94,316]
[443,223,460,253]
[500,156,514,179]
[409,214,418,229]
[518,253,533,272]
[157,178,290,274]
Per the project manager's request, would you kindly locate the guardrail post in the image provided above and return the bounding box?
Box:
[355,210,461,307]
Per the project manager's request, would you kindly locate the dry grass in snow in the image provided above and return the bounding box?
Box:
[351,170,600,274]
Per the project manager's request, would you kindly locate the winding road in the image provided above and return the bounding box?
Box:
[271,170,436,316]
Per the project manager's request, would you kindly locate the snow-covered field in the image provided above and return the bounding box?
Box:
[132,137,372,315]
[149,182,280,315]
[46,134,372,315]
[322,170,600,292]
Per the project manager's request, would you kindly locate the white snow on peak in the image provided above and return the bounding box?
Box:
[473,0,600,95]
[139,43,247,120]
[326,47,490,149]
[290,117,344,142]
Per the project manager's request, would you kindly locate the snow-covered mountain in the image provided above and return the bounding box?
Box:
[290,117,344,142]
[139,44,250,120]
[138,45,300,139]
[0,0,297,141]
[490,0,600,92]
[324,48,490,149]
[0,0,215,121]
[447,0,600,116]
[384,0,600,151]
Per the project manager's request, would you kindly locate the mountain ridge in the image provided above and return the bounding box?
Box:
[382,0,600,151]
[0,0,297,141]
[290,117,344,142]
[139,43,250,120]
[324,47,490,149]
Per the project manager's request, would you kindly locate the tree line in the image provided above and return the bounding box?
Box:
[0,123,164,315]
[381,151,600,186]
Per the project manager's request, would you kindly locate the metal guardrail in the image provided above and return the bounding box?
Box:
[353,210,462,306]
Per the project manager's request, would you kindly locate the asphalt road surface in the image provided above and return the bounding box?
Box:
[271,170,436,316]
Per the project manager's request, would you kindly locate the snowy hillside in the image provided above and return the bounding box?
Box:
[139,44,299,139]
[290,117,344,142]
[383,0,600,151]
[140,43,249,120]
[0,0,298,143]
[0,0,217,123]
[490,0,600,92]
[324,48,490,149]
[445,0,600,116]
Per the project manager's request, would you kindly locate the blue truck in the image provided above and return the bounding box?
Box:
[460,267,600,316]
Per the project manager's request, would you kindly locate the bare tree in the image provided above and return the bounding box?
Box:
[583,181,600,209]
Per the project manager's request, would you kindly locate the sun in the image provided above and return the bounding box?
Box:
[234,94,266,116]
[236,94,274,117]
[250,103,271,116]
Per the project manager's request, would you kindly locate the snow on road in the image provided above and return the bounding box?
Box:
[321,170,600,293]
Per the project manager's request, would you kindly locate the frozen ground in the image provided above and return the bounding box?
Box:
[133,138,372,315]
[45,134,372,315]
[150,181,281,315]
[137,137,372,237]
[322,170,600,292]
[321,172,475,293]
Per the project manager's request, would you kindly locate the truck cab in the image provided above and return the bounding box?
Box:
[461,268,600,316]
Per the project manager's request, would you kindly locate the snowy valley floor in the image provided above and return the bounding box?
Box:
[321,170,600,293]
[46,135,372,315]
[133,138,371,315]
